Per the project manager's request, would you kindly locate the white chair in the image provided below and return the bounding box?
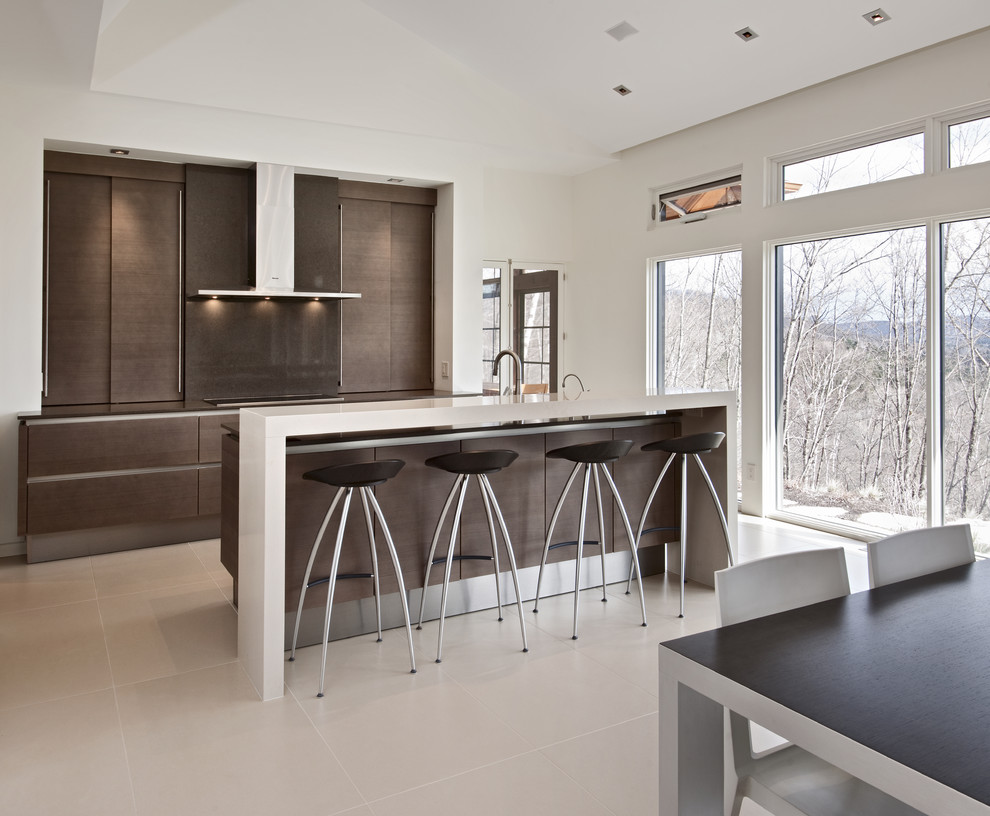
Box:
[866,524,975,588]
[715,548,921,816]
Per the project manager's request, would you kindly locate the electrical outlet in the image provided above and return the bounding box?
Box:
[441,361,449,378]
[746,463,756,481]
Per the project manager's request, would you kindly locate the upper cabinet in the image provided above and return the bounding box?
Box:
[42,152,184,406]
[184,164,255,294]
[339,181,436,393]
[294,174,340,292]
[42,171,111,406]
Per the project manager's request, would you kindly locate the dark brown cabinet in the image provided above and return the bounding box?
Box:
[340,197,391,392]
[42,154,184,405]
[183,164,254,294]
[111,178,183,402]
[339,182,435,393]
[19,412,233,562]
[294,174,340,292]
[42,172,111,406]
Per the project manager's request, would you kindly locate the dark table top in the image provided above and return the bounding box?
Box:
[662,559,990,806]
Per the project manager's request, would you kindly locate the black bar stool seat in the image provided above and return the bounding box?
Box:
[546,439,632,464]
[425,449,518,475]
[629,431,733,618]
[418,449,528,663]
[534,438,647,639]
[289,459,417,697]
[303,459,406,488]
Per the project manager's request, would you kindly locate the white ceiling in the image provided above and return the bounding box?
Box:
[5,0,990,174]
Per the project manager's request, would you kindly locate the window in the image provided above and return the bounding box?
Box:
[776,227,928,535]
[781,132,925,199]
[947,115,990,168]
[942,216,990,535]
[655,250,742,490]
[656,175,741,222]
[482,265,503,392]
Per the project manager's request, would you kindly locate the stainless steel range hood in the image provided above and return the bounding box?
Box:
[196,163,361,300]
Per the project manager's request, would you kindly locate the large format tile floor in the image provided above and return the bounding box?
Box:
[0,517,862,815]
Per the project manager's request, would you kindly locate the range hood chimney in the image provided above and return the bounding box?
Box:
[255,162,295,294]
[197,163,361,300]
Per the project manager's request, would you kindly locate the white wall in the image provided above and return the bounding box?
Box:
[568,29,990,516]
[0,80,498,548]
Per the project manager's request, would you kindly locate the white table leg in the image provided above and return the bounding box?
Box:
[660,649,725,815]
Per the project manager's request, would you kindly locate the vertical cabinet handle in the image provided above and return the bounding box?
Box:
[43,178,51,398]
[178,189,184,395]
[339,202,343,388]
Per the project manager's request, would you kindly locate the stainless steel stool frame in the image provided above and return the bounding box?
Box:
[289,478,417,697]
[417,469,528,663]
[626,434,733,617]
[534,451,648,640]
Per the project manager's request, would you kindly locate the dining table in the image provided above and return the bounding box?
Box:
[658,558,990,815]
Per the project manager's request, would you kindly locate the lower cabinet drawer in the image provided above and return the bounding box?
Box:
[198,465,221,515]
[26,470,199,535]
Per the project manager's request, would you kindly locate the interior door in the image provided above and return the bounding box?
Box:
[513,267,558,390]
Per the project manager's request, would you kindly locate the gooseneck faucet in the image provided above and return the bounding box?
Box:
[493,349,522,395]
[561,373,586,395]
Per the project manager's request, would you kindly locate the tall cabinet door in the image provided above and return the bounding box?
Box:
[42,172,111,406]
[340,198,391,393]
[389,202,434,391]
[111,178,184,403]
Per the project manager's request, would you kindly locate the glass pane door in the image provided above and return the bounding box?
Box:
[513,268,558,390]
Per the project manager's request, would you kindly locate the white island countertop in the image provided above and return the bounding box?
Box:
[237,389,735,700]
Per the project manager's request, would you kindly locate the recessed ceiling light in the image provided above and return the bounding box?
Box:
[863,8,891,25]
[387,178,404,183]
[109,148,129,155]
[735,27,758,42]
[605,21,638,42]
[613,85,632,97]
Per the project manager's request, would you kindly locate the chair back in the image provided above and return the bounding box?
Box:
[866,524,974,588]
[520,383,549,394]
[715,547,850,627]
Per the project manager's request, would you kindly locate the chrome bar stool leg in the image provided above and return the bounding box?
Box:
[417,475,462,630]
[358,487,383,642]
[365,488,417,676]
[627,432,733,617]
[289,459,415,698]
[534,462,582,613]
[538,439,639,640]
[479,473,528,653]
[627,452,676,595]
[435,476,470,663]
[571,464,592,640]
[477,477,504,621]
[290,487,345,660]
[592,464,608,602]
[422,449,528,662]
[599,461,647,627]
[318,488,353,697]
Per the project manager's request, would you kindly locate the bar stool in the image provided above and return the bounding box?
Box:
[533,439,647,639]
[417,450,528,663]
[627,431,733,618]
[288,459,417,697]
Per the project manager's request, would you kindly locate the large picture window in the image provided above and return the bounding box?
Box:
[656,250,742,489]
[776,227,928,534]
[942,217,990,535]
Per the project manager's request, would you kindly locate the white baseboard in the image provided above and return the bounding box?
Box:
[0,538,27,558]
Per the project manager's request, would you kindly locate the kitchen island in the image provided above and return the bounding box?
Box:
[237,389,735,700]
